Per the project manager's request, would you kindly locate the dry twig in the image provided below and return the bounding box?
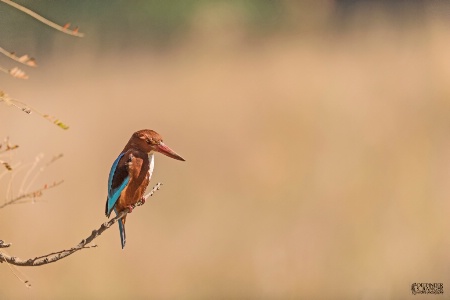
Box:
[0,0,84,37]
[0,90,69,129]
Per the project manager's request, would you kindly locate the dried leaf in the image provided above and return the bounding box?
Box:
[9,67,29,79]
[54,120,69,130]
[0,47,37,67]
[18,54,29,63]
[0,160,12,171]
[26,58,37,67]
[43,115,70,130]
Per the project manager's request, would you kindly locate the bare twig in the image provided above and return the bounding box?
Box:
[19,153,44,194]
[24,154,63,193]
[0,180,64,209]
[3,255,32,287]
[0,183,162,266]
[46,154,64,166]
[0,0,84,37]
[0,91,31,113]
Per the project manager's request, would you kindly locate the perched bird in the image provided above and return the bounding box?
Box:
[106,129,185,249]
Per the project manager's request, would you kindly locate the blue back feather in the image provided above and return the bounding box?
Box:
[108,153,124,197]
[106,153,129,216]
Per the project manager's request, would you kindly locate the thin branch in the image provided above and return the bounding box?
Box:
[0,90,31,113]
[0,183,162,266]
[0,180,64,209]
[24,154,63,193]
[19,153,43,194]
[3,254,32,287]
[0,90,70,129]
[46,154,64,166]
[0,0,84,37]
[5,162,28,201]
[0,47,37,67]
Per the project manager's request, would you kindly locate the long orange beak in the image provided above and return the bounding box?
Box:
[156,142,185,161]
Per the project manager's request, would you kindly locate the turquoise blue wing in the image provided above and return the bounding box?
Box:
[105,153,129,217]
[108,153,124,198]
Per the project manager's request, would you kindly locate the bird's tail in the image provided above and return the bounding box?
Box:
[118,218,126,249]
[114,208,126,249]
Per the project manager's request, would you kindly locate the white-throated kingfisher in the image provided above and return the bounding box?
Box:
[105,129,185,249]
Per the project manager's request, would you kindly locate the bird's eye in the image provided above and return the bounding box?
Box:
[146,138,151,144]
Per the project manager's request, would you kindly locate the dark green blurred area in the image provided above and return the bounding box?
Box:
[1,0,446,57]
[0,1,286,53]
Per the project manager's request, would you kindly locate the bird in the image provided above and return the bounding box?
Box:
[105,129,185,249]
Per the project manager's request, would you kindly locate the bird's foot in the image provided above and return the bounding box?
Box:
[127,205,133,213]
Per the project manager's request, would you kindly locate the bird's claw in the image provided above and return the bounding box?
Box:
[127,205,133,213]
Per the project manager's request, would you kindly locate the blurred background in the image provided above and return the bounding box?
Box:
[1,1,450,299]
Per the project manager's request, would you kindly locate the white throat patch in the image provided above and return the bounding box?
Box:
[148,153,155,180]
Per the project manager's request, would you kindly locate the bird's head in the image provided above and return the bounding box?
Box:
[128,129,185,161]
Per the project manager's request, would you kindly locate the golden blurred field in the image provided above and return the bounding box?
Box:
[2,2,450,299]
